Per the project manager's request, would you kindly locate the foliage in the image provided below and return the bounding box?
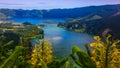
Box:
[30,40,53,67]
[74,28,85,33]
[0,25,44,67]
[0,36,14,65]
[48,58,69,68]
[30,40,70,68]
[13,25,44,37]
[0,46,25,68]
[90,35,120,68]
[71,46,96,68]
[1,26,120,68]
[0,35,31,68]
[1,32,20,48]
[71,35,120,68]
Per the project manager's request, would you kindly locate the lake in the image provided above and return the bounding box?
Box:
[10,18,93,59]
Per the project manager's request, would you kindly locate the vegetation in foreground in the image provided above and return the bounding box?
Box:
[0,31,120,68]
[71,35,120,68]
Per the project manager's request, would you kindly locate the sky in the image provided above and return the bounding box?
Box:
[0,0,120,9]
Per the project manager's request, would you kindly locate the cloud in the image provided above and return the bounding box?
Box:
[52,36,62,40]
[38,2,46,4]
[0,3,24,6]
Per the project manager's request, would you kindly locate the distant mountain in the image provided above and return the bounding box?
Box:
[1,4,120,38]
[0,4,120,18]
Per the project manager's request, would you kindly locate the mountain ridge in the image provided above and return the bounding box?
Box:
[0,4,120,18]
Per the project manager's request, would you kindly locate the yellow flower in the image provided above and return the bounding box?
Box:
[91,50,96,59]
[91,35,120,68]
[91,57,96,61]
[30,40,53,66]
[33,48,37,53]
[97,43,104,47]
[112,40,120,47]
[31,58,37,65]
[96,61,100,66]
[90,43,97,48]
[94,36,101,41]
[90,42,103,48]
[32,53,37,57]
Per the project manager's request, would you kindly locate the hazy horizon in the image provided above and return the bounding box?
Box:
[0,4,120,10]
[0,0,120,10]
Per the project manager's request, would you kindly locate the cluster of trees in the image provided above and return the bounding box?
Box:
[0,25,44,48]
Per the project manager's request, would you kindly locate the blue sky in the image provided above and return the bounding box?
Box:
[0,0,120,9]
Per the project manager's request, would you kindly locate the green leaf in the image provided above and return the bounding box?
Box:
[40,59,48,68]
[84,44,91,57]
[48,58,68,68]
[71,46,96,68]
[0,46,24,68]
[65,60,70,68]
[3,41,14,47]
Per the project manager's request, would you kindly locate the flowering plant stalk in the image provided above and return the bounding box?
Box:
[90,35,120,68]
[71,35,120,68]
[30,40,53,67]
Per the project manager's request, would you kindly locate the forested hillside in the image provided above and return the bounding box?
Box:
[0,4,120,18]
[58,13,120,39]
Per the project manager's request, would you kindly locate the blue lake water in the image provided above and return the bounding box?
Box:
[9,18,66,24]
[10,18,93,59]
